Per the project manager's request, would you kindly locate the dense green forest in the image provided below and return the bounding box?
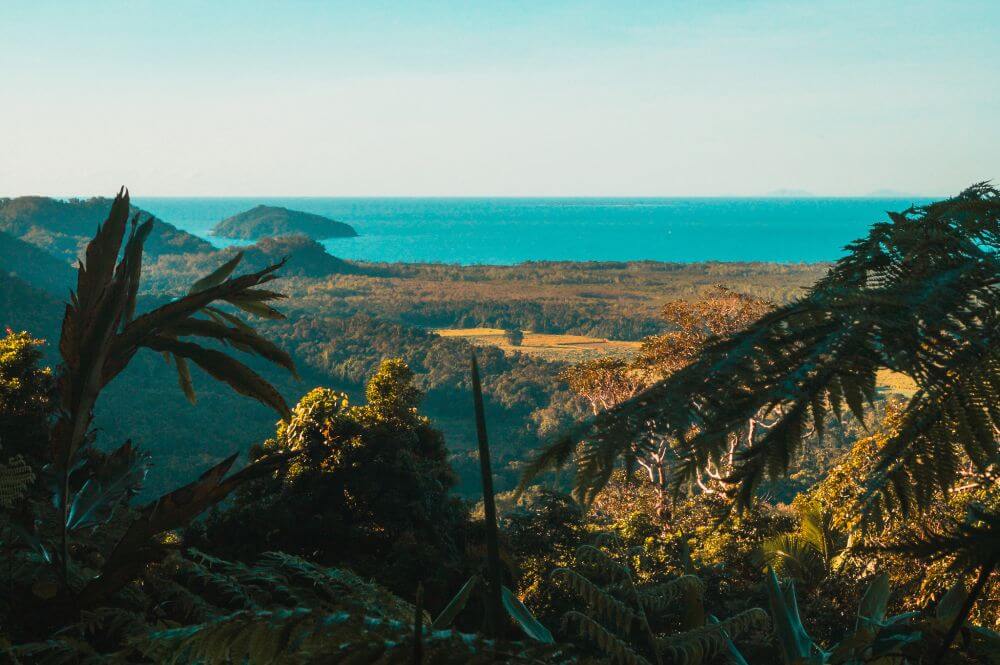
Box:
[0,196,824,498]
[1,186,998,662]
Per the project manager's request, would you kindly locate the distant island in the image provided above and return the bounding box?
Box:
[211,205,358,240]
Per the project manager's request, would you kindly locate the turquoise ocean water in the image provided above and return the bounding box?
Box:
[133,197,931,265]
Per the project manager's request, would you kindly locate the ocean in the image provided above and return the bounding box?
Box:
[133,197,931,265]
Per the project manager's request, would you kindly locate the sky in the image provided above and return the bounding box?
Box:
[1,1,997,197]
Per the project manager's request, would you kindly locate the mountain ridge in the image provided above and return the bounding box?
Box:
[0,195,213,262]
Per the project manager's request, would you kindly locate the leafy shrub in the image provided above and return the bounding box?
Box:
[201,358,475,613]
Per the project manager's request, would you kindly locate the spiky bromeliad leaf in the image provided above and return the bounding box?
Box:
[224,288,287,320]
[174,353,196,404]
[855,573,891,629]
[168,317,298,378]
[65,441,151,530]
[188,251,245,294]
[470,352,506,639]
[521,183,1000,515]
[78,449,293,607]
[706,615,751,665]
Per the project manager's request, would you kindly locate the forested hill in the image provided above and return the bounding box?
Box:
[0,273,63,335]
[0,229,76,294]
[0,195,212,261]
[149,234,363,280]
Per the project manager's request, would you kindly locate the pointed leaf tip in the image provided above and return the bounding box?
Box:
[501,586,554,643]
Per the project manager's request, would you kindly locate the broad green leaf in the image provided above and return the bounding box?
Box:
[707,615,750,665]
[501,585,554,643]
[935,581,966,623]
[857,573,890,628]
[764,569,823,663]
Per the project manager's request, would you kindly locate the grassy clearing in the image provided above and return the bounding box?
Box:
[876,369,918,397]
[434,327,642,361]
[440,328,921,398]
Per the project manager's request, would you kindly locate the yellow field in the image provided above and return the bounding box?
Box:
[434,328,642,361]
[438,329,922,397]
[876,369,918,397]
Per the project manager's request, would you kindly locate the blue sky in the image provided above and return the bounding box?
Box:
[1,1,997,196]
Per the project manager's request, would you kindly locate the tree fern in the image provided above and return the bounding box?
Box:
[11,548,572,664]
[133,552,569,664]
[522,184,1000,519]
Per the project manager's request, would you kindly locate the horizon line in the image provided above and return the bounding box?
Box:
[4,192,946,200]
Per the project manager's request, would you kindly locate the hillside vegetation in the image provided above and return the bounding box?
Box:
[0,230,76,294]
[0,195,212,261]
[1,185,997,663]
[0,195,825,499]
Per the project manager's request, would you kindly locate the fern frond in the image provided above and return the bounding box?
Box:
[0,451,35,508]
[180,550,259,610]
[657,608,769,665]
[574,543,628,580]
[133,607,569,665]
[562,611,652,665]
[633,575,705,617]
[551,568,637,634]
[8,637,103,664]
